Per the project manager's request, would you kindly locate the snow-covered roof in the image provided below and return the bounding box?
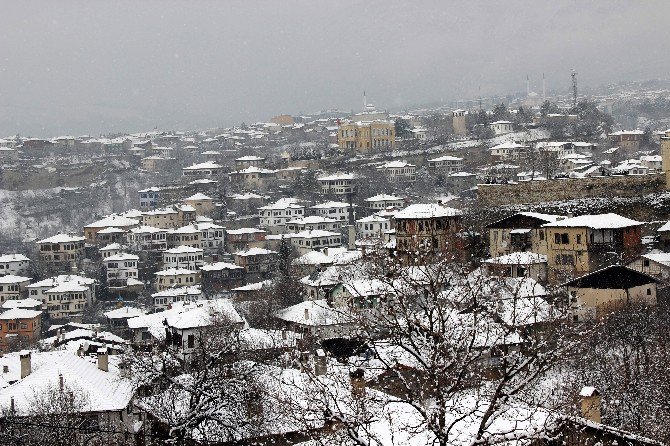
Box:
[394,203,462,219]
[155,268,197,276]
[1,298,42,309]
[0,308,41,320]
[184,192,213,201]
[27,274,95,289]
[377,160,415,169]
[318,173,356,181]
[293,248,361,266]
[201,262,243,272]
[234,247,277,256]
[290,230,341,239]
[484,252,548,265]
[288,215,339,225]
[640,253,670,267]
[183,161,223,170]
[226,227,266,235]
[657,221,670,232]
[543,213,641,229]
[275,299,350,326]
[165,246,203,254]
[428,155,464,162]
[0,351,135,416]
[235,155,265,161]
[356,214,390,223]
[103,253,139,262]
[311,201,353,209]
[0,254,30,263]
[104,306,145,320]
[37,234,85,244]
[365,194,403,202]
[84,214,139,229]
[166,299,243,330]
[0,274,31,284]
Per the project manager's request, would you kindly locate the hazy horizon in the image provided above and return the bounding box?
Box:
[1,0,669,137]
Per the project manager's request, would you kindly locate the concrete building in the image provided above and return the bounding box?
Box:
[337,120,395,153]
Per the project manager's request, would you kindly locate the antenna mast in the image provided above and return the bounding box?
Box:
[571,70,578,107]
[542,73,546,102]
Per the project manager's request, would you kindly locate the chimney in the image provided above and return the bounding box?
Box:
[304,308,309,320]
[19,351,31,379]
[349,368,365,397]
[97,347,109,372]
[77,344,84,357]
[3,365,8,373]
[347,225,356,250]
[59,373,64,390]
[10,397,14,414]
[314,349,327,376]
[323,247,329,257]
[579,386,601,423]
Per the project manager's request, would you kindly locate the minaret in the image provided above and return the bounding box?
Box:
[542,73,546,102]
[526,75,530,95]
[363,90,367,110]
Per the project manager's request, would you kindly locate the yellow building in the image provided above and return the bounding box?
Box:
[660,129,670,188]
[543,213,642,283]
[338,120,395,153]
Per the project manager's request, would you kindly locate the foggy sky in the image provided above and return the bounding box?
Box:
[1,0,668,137]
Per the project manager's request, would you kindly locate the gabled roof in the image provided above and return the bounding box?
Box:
[563,265,657,289]
[543,213,641,229]
[486,212,563,229]
[394,203,462,219]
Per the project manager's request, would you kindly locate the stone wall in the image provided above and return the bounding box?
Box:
[477,174,666,207]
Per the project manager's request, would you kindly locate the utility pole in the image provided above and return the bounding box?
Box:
[571,70,578,108]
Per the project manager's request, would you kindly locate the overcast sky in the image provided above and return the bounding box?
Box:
[1,1,668,137]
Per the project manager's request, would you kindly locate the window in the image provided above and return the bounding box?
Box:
[187,334,195,348]
[647,288,652,295]
[576,234,582,244]
[554,233,560,244]
[643,259,650,267]
[561,233,569,244]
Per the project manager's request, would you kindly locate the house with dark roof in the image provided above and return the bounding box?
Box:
[486,212,563,258]
[563,265,657,321]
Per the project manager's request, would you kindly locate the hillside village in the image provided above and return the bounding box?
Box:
[2,82,670,445]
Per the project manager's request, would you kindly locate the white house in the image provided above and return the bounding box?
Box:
[0,275,31,303]
[0,254,30,277]
[489,120,514,135]
[289,230,342,255]
[376,161,416,183]
[356,214,392,239]
[162,246,204,271]
[155,268,200,291]
[364,194,404,211]
[310,201,355,222]
[427,155,464,174]
[181,161,224,178]
[259,198,305,230]
[26,275,97,318]
[138,187,161,208]
[286,216,342,233]
[152,285,202,311]
[102,253,140,287]
[194,221,225,254]
[489,142,528,161]
[318,173,357,195]
[127,226,168,251]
